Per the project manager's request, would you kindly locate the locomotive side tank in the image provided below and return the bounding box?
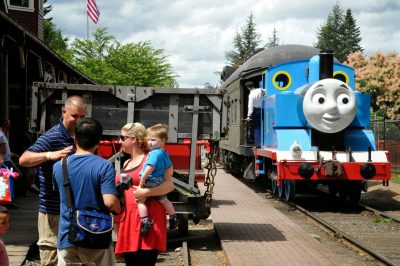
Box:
[219,45,391,203]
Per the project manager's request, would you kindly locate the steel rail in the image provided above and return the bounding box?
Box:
[288,202,399,266]
[182,241,190,266]
[360,204,400,223]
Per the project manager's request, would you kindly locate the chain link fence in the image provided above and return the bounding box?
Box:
[370,119,400,173]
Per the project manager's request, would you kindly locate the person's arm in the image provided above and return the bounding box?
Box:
[247,91,254,118]
[134,166,174,200]
[19,146,73,167]
[139,164,155,187]
[103,194,121,212]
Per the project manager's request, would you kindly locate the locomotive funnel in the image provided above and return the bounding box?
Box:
[319,50,334,80]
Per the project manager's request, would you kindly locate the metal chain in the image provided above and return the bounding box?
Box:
[203,140,219,208]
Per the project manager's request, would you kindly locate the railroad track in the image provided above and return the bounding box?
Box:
[234,176,400,265]
[285,199,400,266]
[360,203,400,224]
[161,219,223,266]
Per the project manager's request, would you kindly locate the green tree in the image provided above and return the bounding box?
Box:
[225,13,261,67]
[43,0,70,60]
[43,0,52,19]
[341,9,363,56]
[265,28,279,48]
[71,28,177,86]
[315,3,344,60]
[315,3,363,62]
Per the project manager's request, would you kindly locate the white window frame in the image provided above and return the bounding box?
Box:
[3,0,9,13]
[38,0,43,14]
[7,0,34,12]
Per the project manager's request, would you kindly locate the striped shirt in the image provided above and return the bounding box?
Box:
[28,119,74,214]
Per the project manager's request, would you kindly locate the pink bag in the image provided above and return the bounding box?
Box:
[0,163,17,204]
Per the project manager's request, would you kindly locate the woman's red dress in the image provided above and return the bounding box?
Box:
[114,155,167,255]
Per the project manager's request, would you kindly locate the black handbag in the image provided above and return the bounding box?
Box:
[62,157,113,249]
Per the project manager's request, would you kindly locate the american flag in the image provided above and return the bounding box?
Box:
[87,0,100,24]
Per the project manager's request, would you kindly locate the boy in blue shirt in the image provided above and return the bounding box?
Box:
[139,124,178,234]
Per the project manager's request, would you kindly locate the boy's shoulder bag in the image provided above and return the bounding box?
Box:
[62,156,113,249]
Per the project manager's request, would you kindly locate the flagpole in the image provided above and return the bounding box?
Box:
[87,13,89,40]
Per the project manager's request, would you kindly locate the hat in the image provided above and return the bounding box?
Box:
[245,81,254,87]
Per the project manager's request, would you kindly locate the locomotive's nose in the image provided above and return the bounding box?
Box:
[302,79,357,133]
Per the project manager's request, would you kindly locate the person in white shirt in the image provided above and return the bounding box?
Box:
[245,81,264,148]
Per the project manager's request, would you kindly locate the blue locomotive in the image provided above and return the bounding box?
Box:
[219,45,391,203]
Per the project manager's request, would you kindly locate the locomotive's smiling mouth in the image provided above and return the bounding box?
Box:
[322,116,340,123]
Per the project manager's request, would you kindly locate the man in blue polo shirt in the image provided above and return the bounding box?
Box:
[19,95,87,266]
[53,118,120,265]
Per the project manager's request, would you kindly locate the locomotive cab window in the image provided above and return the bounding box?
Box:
[272,71,292,91]
[333,71,349,84]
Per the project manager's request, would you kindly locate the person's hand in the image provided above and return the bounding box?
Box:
[133,185,147,201]
[245,116,251,122]
[48,145,73,161]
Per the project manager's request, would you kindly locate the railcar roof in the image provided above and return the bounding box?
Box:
[221,44,321,88]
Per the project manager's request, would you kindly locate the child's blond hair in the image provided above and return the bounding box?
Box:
[147,124,168,142]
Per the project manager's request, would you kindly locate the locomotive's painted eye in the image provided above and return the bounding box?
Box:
[312,93,325,104]
[337,93,350,105]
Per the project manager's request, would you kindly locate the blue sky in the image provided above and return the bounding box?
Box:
[49,0,400,87]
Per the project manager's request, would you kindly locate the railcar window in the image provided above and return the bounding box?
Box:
[8,0,34,11]
[333,71,349,84]
[272,71,291,91]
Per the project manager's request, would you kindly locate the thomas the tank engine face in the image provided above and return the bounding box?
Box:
[303,78,357,134]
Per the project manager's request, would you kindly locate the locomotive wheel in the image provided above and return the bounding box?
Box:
[338,188,348,201]
[278,181,285,198]
[284,180,296,202]
[349,181,362,205]
[271,179,278,196]
[268,168,278,197]
[328,184,338,197]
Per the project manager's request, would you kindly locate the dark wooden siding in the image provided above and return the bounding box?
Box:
[8,0,40,38]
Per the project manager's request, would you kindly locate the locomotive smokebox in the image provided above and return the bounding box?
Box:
[319,50,334,80]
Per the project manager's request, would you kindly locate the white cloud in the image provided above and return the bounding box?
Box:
[49,0,400,87]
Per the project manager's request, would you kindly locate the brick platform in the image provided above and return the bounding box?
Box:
[3,194,38,265]
[211,169,342,266]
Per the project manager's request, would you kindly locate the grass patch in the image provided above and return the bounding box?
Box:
[391,173,400,184]
[373,215,392,224]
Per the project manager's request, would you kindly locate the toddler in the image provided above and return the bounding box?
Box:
[138,124,179,234]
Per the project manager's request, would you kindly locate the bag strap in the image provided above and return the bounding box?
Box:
[62,156,74,209]
[1,162,9,169]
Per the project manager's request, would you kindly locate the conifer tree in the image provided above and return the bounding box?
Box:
[265,28,279,48]
[43,0,70,58]
[225,13,261,67]
[341,9,364,56]
[315,3,363,62]
[315,3,344,60]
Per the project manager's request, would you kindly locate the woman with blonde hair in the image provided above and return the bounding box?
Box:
[114,122,174,266]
